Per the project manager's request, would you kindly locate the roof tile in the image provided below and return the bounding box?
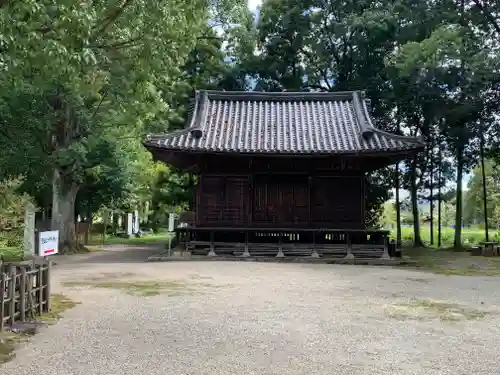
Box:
[145,90,424,155]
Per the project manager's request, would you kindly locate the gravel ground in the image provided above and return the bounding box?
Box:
[2,246,500,375]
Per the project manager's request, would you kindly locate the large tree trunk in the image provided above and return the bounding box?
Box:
[51,168,79,253]
[437,149,442,247]
[454,148,464,249]
[410,158,425,247]
[429,142,434,246]
[395,163,402,248]
[479,126,489,241]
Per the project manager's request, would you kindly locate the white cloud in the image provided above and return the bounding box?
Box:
[248,0,262,12]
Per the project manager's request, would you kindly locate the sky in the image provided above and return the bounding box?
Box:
[247,0,262,13]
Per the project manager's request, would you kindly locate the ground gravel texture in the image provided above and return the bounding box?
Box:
[2,246,500,375]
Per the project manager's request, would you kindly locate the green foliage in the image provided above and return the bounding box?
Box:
[464,160,500,226]
[0,178,34,251]
[0,0,499,248]
[0,0,248,246]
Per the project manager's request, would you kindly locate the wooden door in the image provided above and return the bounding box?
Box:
[252,175,309,227]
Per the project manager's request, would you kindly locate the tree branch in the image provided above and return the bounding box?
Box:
[94,0,134,38]
[90,34,145,49]
[91,88,109,120]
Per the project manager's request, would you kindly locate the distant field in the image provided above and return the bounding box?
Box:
[394,226,498,247]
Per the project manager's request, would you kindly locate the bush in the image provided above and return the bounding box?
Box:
[0,178,35,252]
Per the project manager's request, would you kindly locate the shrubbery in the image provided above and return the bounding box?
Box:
[0,178,35,250]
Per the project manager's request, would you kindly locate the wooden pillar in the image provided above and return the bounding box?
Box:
[242,231,250,257]
[249,174,253,226]
[196,175,201,227]
[20,267,26,322]
[208,231,216,257]
[8,265,15,326]
[276,232,285,258]
[381,233,390,260]
[308,176,312,225]
[311,231,319,258]
[344,233,354,259]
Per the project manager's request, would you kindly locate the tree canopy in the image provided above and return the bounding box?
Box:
[1,0,500,250]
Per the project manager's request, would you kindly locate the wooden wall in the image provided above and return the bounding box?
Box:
[196,173,364,229]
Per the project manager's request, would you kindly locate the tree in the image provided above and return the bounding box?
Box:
[464,160,500,226]
[0,0,247,251]
[389,13,500,248]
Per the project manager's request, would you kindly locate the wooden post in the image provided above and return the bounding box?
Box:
[20,267,26,322]
[38,265,43,315]
[0,272,5,331]
[311,232,319,258]
[242,231,250,257]
[276,232,285,258]
[381,234,391,260]
[248,174,253,226]
[344,233,354,259]
[45,261,51,312]
[8,265,15,326]
[207,231,216,257]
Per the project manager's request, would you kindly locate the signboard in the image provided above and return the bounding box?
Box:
[38,230,59,256]
[168,213,177,232]
[133,210,140,234]
[126,213,133,236]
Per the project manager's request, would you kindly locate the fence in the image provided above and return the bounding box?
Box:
[0,260,51,331]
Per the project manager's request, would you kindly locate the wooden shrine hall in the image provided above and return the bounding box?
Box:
[144,90,424,259]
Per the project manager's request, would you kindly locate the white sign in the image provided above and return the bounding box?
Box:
[168,213,177,232]
[133,210,140,234]
[38,230,59,256]
[126,213,133,236]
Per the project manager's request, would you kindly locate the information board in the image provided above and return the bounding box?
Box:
[38,230,59,256]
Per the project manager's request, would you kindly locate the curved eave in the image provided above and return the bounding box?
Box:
[143,141,424,158]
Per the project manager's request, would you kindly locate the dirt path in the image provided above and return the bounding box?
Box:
[2,244,500,375]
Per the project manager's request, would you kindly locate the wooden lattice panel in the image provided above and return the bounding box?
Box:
[198,175,249,226]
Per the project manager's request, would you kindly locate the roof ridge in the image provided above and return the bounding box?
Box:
[352,91,374,140]
[199,89,365,102]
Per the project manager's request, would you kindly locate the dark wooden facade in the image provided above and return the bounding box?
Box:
[144,90,425,259]
[197,168,364,230]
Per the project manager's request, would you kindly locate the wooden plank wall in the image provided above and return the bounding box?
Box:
[197,174,364,228]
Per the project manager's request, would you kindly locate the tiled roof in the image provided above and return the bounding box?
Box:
[144,90,424,155]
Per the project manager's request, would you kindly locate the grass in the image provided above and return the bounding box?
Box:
[0,294,77,364]
[387,299,489,322]
[402,246,500,276]
[396,226,499,247]
[0,246,23,262]
[63,279,195,297]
